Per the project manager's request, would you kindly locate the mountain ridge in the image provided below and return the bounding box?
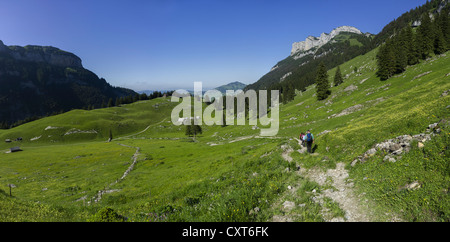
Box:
[0,40,82,68]
[291,26,365,55]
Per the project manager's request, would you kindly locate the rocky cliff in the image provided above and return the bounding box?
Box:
[291,26,363,55]
[0,40,82,68]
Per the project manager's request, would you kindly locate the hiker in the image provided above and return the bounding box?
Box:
[299,132,305,146]
[304,130,315,153]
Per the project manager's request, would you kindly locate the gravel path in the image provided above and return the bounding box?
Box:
[299,163,372,222]
[277,139,373,222]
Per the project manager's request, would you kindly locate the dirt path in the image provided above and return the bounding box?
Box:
[277,140,373,222]
[281,144,294,163]
[299,163,372,222]
[116,118,168,140]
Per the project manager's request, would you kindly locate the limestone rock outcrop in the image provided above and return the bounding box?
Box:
[291,26,363,55]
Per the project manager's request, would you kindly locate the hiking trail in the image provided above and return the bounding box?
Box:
[275,139,375,222]
[299,163,372,221]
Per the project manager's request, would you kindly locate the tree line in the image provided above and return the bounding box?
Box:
[83,90,173,110]
[372,0,442,47]
[0,90,174,129]
[376,8,450,80]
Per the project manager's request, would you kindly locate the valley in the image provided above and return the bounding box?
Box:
[1,0,449,224]
[1,46,449,222]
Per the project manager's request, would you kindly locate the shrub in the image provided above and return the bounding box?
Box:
[88,207,125,222]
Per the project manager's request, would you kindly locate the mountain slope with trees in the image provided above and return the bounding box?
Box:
[376,6,450,80]
[245,31,374,100]
[0,41,137,127]
[246,0,450,105]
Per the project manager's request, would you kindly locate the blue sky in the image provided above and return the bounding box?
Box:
[0,0,428,91]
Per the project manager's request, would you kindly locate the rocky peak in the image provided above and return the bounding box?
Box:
[291,26,363,56]
[0,40,82,68]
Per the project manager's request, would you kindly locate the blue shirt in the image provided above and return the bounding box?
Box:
[303,133,314,141]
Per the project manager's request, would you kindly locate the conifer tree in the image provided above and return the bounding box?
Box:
[185,119,202,140]
[334,66,343,87]
[436,8,449,53]
[434,23,447,54]
[192,125,202,139]
[282,83,295,104]
[405,26,420,65]
[315,62,330,100]
[185,124,193,137]
[376,40,396,80]
[107,98,114,107]
[439,7,450,49]
[416,13,435,59]
[395,28,409,73]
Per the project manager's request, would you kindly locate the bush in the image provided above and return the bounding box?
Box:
[88,207,125,222]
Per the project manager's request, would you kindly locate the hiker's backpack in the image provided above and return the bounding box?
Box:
[306,133,312,142]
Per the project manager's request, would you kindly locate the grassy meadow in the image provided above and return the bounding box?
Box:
[0,48,449,222]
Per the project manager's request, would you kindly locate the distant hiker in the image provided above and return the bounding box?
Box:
[299,132,305,146]
[304,130,315,153]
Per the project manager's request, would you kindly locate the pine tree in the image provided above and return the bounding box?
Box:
[193,125,202,139]
[434,23,447,54]
[376,40,396,80]
[185,124,193,137]
[282,83,295,104]
[334,66,343,87]
[439,7,450,49]
[315,62,330,100]
[416,13,435,59]
[139,93,148,100]
[436,8,449,53]
[185,123,202,140]
[396,28,410,72]
[133,94,139,103]
[441,6,450,50]
[107,98,114,107]
[405,26,419,65]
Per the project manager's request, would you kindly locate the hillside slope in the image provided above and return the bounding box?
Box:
[0,97,177,148]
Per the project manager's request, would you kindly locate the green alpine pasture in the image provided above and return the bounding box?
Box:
[0,48,449,222]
